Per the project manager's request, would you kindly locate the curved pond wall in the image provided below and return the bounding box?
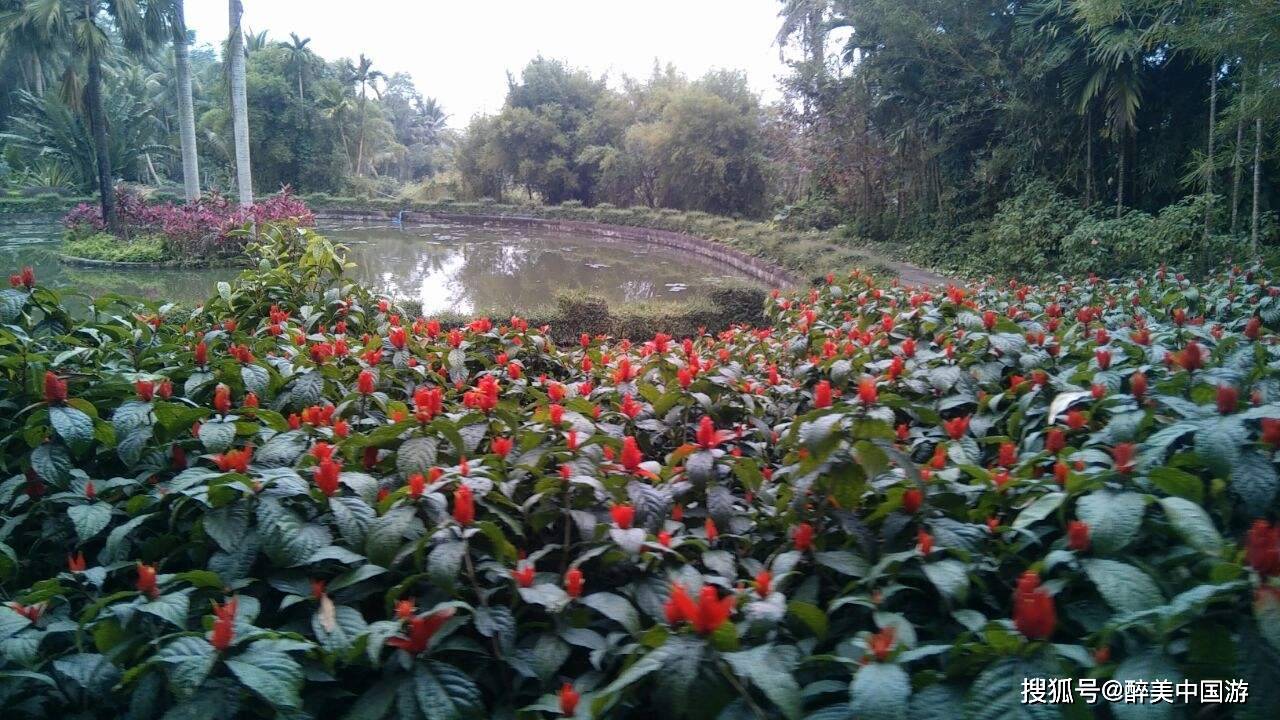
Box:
[313,208,799,289]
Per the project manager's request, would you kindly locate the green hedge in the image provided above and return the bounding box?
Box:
[0,194,92,214]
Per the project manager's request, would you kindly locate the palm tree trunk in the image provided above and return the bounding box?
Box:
[173,0,201,202]
[1252,115,1262,254]
[1115,131,1126,217]
[1204,65,1217,236]
[1231,112,1244,234]
[229,0,254,206]
[1084,110,1093,209]
[85,52,118,232]
[32,54,45,96]
[355,89,367,177]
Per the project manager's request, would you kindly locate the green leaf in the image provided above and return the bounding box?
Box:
[1195,416,1243,477]
[241,364,270,396]
[410,660,483,720]
[396,437,439,476]
[1231,450,1278,513]
[922,559,970,601]
[848,662,911,720]
[138,592,191,628]
[1075,491,1145,554]
[963,658,1061,720]
[815,550,870,577]
[203,503,251,552]
[723,644,803,720]
[1013,492,1066,530]
[199,421,237,453]
[225,642,304,710]
[255,431,307,468]
[1157,497,1222,554]
[157,637,217,699]
[313,602,368,654]
[1148,467,1203,504]
[0,289,26,322]
[0,606,31,640]
[31,441,72,483]
[580,592,641,633]
[427,541,467,590]
[364,507,423,567]
[1082,559,1165,615]
[68,502,113,542]
[1111,651,1181,720]
[50,407,94,450]
[788,601,828,639]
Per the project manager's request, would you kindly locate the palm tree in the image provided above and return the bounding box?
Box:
[166,0,199,201]
[318,82,353,169]
[3,0,163,232]
[228,0,252,205]
[347,53,384,176]
[279,32,310,100]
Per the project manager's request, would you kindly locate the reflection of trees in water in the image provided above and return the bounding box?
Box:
[323,223,743,315]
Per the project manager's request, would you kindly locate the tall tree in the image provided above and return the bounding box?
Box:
[168,0,199,201]
[346,53,383,176]
[228,0,252,205]
[4,1,162,231]
[280,32,310,100]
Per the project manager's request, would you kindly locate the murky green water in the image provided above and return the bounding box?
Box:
[0,219,757,314]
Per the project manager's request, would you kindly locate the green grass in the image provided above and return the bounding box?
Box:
[63,233,169,263]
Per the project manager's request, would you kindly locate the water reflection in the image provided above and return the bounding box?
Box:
[0,219,757,314]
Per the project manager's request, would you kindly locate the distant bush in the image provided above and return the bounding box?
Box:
[63,188,314,260]
[63,233,168,263]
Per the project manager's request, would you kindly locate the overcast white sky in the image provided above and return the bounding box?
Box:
[184,1,791,126]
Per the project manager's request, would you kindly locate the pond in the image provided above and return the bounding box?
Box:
[0,219,760,314]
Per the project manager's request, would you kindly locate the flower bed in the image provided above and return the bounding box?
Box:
[1,227,1278,718]
[63,188,315,262]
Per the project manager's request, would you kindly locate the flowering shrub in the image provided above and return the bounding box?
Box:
[1,229,1279,719]
[63,188,314,259]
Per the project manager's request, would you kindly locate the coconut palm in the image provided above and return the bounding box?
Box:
[280,32,310,100]
[228,0,252,205]
[165,0,199,200]
[346,53,385,176]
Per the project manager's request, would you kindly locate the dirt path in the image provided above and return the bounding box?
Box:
[881,257,950,287]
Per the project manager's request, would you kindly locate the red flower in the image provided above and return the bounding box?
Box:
[814,380,832,409]
[696,416,731,449]
[902,488,923,514]
[664,583,734,635]
[1095,349,1111,370]
[43,371,67,404]
[1067,520,1090,551]
[869,626,896,662]
[67,552,86,572]
[213,447,252,473]
[610,503,635,529]
[1054,461,1069,486]
[565,567,584,598]
[548,403,565,425]
[1217,384,1239,415]
[917,529,934,555]
[1045,428,1066,454]
[136,562,159,599]
[558,683,580,717]
[1246,520,1280,576]
[943,415,970,440]
[1065,409,1086,430]
[512,563,536,588]
[1262,418,1280,448]
[243,392,259,409]
[998,442,1017,467]
[1111,443,1136,474]
[407,473,425,499]
[1246,316,1262,340]
[1176,341,1204,371]
[857,376,878,405]
[704,518,719,542]
[793,521,815,552]
[620,436,643,473]
[213,383,231,414]
[210,597,238,651]
[453,484,475,525]
[386,608,455,655]
[310,579,327,599]
[357,369,376,395]
[1130,371,1148,400]
[1013,571,1055,640]
[754,570,772,597]
[314,458,341,496]
[490,436,513,458]
[20,266,35,289]
[657,530,672,547]
[134,378,155,401]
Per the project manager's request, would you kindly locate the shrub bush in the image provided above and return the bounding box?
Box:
[63,188,315,260]
[62,233,169,263]
[5,225,1276,718]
